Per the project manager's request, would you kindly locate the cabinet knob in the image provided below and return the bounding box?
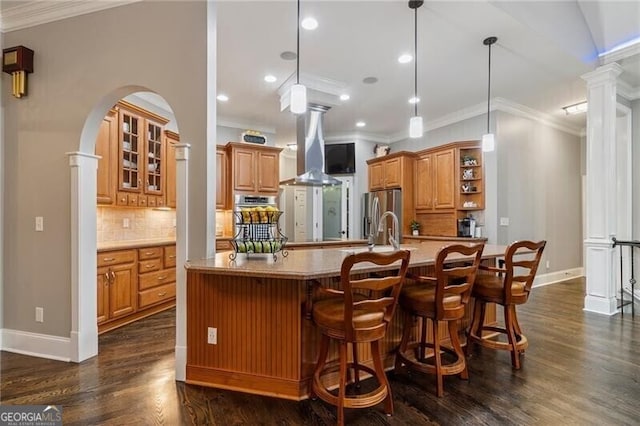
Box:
[157,275,167,281]
[158,292,167,297]
[103,257,115,262]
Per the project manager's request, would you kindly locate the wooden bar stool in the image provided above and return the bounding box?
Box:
[311,250,411,426]
[395,243,484,397]
[467,240,546,369]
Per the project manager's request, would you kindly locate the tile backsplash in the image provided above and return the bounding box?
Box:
[97,206,176,243]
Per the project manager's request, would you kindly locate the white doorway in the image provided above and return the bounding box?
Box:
[322,176,354,240]
[294,188,308,241]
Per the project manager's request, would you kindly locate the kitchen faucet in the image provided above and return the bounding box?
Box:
[368,197,381,250]
[378,211,400,250]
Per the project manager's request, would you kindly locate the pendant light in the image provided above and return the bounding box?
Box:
[290,0,307,114]
[482,36,497,152]
[408,1,423,138]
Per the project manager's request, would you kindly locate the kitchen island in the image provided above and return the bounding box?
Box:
[185,242,504,400]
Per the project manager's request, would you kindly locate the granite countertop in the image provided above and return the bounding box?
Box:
[98,238,176,252]
[185,241,505,280]
[403,235,488,242]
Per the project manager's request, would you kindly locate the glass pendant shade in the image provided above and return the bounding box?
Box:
[290,84,307,114]
[409,116,423,138]
[482,133,495,152]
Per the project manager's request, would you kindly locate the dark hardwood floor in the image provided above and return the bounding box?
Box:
[2,278,639,425]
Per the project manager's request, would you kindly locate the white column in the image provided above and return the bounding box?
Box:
[174,143,190,381]
[582,63,623,315]
[67,152,99,361]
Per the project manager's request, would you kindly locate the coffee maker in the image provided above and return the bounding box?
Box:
[457,216,476,238]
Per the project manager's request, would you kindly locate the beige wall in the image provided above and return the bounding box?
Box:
[2,1,208,337]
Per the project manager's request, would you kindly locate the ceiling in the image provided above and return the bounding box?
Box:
[2,0,639,144]
[215,0,640,143]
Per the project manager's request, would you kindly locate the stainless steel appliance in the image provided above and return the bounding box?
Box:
[362,189,402,245]
[457,216,477,238]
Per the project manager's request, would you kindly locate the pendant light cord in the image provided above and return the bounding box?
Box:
[414,5,418,117]
[296,0,300,85]
[486,42,491,133]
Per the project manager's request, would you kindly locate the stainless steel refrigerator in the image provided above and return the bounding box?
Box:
[362,189,402,245]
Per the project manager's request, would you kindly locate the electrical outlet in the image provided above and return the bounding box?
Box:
[207,327,217,345]
[35,216,44,232]
[499,217,509,226]
[546,260,550,269]
[123,218,130,228]
[35,307,44,323]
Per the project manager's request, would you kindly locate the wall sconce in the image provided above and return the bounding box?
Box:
[2,46,34,98]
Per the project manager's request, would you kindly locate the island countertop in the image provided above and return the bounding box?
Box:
[185,241,505,280]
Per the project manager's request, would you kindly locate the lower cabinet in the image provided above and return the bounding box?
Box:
[97,243,176,334]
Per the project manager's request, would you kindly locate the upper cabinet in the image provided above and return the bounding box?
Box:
[165,131,179,209]
[226,142,282,196]
[415,148,455,211]
[96,109,118,205]
[97,101,171,208]
[367,154,408,191]
[366,152,416,235]
[116,101,169,208]
[457,145,484,211]
[414,141,484,236]
[216,146,227,209]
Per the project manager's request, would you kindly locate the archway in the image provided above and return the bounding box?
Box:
[70,86,188,377]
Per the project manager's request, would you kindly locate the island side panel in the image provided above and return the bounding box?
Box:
[186,271,306,400]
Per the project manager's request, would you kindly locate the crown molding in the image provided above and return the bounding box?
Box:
[598,38,640,65]
[217,117,276,135]
[387,97,583,143]
[1,0,141,33]
[617,79,640,101]
[493,97,584,137]
[325,132,390,144]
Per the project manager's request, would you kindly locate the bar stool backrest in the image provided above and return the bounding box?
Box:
[503,240,546,304]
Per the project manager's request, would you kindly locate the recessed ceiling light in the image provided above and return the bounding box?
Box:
[264,75,277,83]
[340,94,350,101]
[362,77,378,84]
[301,17,318,30]
[280,51,297,61]
[217,94,229,102]
[398,54,413,64]
[408,96,420,104]
[356,121,366,128]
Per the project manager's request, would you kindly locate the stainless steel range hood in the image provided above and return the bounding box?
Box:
[280,104,342,186]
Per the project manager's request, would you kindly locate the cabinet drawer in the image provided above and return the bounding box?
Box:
[138,282,175,308]
[216,240,232,251]
[138,258,162,273]
[138,247,162,260]
[98,250,136,267]
[139,269,176,290]
[164,246,177,268]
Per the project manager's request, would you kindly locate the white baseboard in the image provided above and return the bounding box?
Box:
[533,267,584,288]
[1,328,71,362]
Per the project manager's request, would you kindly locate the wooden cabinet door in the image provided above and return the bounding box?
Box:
[165,132,178,208]
[384,157,402,188]
[368,162,385,191]
[108,262,137,319]
[97,267,110,324]
[96,111,117,204]
[433,149,455,209]
[216,147,227,208]
[415,155,433,210]
[233,147,256,192]
[257,150,279,193]
[118,108,143,192]
[144,119,164,196]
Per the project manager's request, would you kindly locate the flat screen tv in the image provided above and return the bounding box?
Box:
[325,143,355,175]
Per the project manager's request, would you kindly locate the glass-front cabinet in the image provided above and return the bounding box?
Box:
[116,101,169,207]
